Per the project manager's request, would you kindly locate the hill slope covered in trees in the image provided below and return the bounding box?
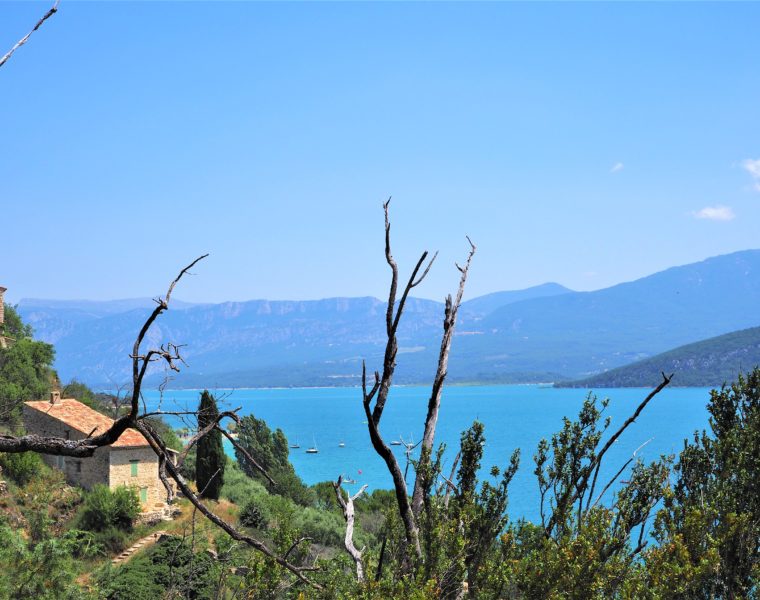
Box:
[558,326,760,388]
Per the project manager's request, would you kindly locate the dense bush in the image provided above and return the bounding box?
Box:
[99,535,219,600]
[77,484,140,533]
[240,498,269,529]
[0,450,44,486]
[0,517,87,600]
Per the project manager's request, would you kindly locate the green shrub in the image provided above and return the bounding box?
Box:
[99,536,218,600]
[240,499,268,529]
[78,484,140,532]
[94,526,130,555]
[0,451,43,486]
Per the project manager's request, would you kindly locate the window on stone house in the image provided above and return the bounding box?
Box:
[140,487,148,503]
[75,461,82,473]
[130,460,139,477]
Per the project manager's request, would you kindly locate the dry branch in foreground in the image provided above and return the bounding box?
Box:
[0,1,59,69]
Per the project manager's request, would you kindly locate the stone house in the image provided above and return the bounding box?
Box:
[23,392,175,518]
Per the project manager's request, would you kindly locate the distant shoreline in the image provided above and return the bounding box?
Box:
[103,381,715,394]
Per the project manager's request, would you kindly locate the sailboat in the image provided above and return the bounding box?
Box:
[306,436,319,454]
[338,440,346,448]
[290,438,300,449]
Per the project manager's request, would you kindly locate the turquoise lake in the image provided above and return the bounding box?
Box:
[141,384,712,524]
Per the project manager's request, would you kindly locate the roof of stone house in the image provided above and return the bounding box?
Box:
[24,398,149,447]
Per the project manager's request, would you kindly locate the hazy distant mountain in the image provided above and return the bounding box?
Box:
[445,249,760,379]
[16,249,760,388]
[19,297,202,344]
[461,283,572,316]
[557,326,760,388]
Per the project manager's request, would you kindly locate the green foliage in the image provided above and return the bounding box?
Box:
[180,444,197,481]
[76,484,140,533]
[142,415,183,453]
[406,422,520,597]
[61,380,98,408]
[0,306,55,426]
[0,516,90,600]
[486,394,671,599]
[98,535,221,600]
[648,368,760,598]
[563,326,760,388]
[196,390,225,500]
[1,303,32,339]
[240,498,269,529]
[0,450,43,485]
[235,413,314,505]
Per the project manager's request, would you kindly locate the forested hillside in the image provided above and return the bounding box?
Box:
[559,326,760,388]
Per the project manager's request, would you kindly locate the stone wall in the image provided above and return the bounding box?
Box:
[109,446,170,511]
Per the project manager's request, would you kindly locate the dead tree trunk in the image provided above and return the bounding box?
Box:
[334,476,369,582]
[362,200,475,570]
[361,199,437,563]
[411,238,475,518]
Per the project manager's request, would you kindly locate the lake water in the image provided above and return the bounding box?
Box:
[141,384,712,523]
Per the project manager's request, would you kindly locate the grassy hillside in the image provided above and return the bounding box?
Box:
[558,326,760,388]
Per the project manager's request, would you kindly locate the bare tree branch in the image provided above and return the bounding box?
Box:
[0,0,59,69]
[134,420,322,588]
[545,372,673,537]
[589,438,653,511]
[0,256,209,457]
[362,201,432,562]
[173,408,240,467]
[411,236,476,517]
[283,536,313,561]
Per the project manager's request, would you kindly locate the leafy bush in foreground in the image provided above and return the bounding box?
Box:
[77,484,140,533]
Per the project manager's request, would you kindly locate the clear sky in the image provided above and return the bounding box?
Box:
[1,1,759,304]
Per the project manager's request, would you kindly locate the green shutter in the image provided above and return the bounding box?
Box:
[130,460,139,477]
[140,487,147,503]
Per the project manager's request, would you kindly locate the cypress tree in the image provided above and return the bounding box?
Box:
[196,390,225,500]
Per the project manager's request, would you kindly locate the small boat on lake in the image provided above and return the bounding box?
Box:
[338,441,345,448]
[390,440,402,446]
[290,438,300,449]
[306,436,319,454]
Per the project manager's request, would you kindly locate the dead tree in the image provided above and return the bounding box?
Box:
[0,1,59,69]
[411,236,475,517]
[362,199,475,569]
[333,475,369,582]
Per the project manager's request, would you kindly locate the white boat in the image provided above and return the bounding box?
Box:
[306,436,319,454]
[338,441,346,448]
[290,438,300,449]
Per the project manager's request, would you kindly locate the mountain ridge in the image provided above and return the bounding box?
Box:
[15,249,760,388]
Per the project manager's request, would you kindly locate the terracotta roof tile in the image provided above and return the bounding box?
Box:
[24,398,149,447]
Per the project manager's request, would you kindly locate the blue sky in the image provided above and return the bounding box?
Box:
[1,2,759,304]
